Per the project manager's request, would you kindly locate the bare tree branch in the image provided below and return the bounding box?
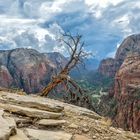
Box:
[40,31,90,105]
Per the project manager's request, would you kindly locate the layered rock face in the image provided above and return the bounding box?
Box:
[98,34,140,133]
[0,48,66,93]
[113,35,140,133]
[114,53,140,133]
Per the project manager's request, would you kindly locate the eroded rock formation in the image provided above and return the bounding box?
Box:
[114,53,140,133]
[98,34,140,133]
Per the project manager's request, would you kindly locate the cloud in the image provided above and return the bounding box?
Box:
[0,15,65,52]
[0,0,140,59]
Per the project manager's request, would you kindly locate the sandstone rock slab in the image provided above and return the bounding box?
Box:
[25,128,72,140]
[41,98,101,120]
[0,103,62,119]
[36,119,66,127]
[0,92,64,112]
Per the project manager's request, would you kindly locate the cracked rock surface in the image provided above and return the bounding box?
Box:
[0,91,140,140]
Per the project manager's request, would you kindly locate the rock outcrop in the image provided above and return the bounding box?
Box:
[112,35,140,133]
[98,34,140,133]
[115,34,140,66]
[0,48,67,93]
[114,53,140,133]
[98,34,140,77]
[0,91,140,140]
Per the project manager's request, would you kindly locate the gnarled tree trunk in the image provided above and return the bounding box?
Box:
[40,32,91,108]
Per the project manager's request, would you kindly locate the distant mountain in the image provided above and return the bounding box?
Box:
[0,48,99,93]
[0,48,67,93]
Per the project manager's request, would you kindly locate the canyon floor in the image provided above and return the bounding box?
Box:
[0,91,140,140]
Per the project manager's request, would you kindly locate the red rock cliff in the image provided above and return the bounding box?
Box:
[114,53,140,133]
[98,34,140,133]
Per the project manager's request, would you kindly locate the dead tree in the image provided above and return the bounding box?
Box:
[40,32,90,106]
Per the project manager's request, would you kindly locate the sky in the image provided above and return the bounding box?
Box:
[0,0,140,60]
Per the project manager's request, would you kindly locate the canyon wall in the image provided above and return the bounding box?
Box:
[0,48,67,93]
[98,34,140,132]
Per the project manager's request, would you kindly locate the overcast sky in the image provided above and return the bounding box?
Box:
[0,0,140,59]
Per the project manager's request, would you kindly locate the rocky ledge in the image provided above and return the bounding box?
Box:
[0,91,140,140]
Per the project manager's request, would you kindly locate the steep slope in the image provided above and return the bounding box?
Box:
[114,53,140,133]
[0,91,140,140]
